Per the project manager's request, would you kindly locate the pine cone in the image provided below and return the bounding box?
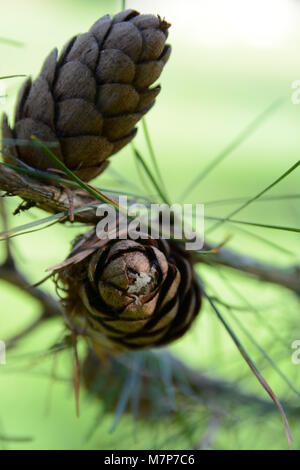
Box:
[57,231,201,351]
[1,10,171,181]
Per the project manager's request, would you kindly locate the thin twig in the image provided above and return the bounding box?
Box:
[195,244,300,298]
[0,199,62,349]
[0,264,62,318]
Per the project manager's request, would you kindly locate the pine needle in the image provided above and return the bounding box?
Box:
[205,193,300,208]
[181,97,284,200]
[205,215,300,234]
[133,145,155,197]
[204,290,292,448]
[31,137,122,211]
[0,213,65,240]
[142,118,169,201]
[110,365,137,433]
[0,433,33,443]
[213,286,300,398]
[0,205,99,241]
[0,74,26,80]
[0,161,79,188]
[132,145,170,204]
[72,333,80,418]
[0,37,24,47]
[226,223,294,256]
[207,159,300,235]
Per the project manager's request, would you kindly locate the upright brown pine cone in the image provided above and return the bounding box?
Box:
[56,231,201,351]
[1,10,171,181]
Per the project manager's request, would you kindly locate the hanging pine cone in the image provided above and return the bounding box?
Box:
[55,230,201,351]
[1,9,171,181]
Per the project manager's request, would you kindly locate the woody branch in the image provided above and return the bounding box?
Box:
[0,165,299,298]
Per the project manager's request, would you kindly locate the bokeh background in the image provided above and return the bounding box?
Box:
[0,0,299,449]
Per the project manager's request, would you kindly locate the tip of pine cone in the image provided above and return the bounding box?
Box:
[157,15,171,33]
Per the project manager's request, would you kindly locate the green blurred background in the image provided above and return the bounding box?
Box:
[0,0,299,449]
